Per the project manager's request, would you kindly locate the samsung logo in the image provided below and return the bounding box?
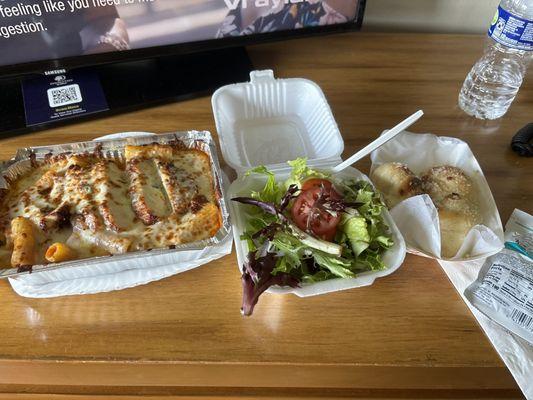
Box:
[44,69,66,76]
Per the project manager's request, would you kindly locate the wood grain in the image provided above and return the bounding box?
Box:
[0,32,530,398]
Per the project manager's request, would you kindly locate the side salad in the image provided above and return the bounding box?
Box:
[232,158,394,316]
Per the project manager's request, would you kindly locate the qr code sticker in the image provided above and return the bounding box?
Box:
[47,84,82,107]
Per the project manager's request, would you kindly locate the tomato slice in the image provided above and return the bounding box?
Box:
[301,178,334,192]
[291,182,341,241]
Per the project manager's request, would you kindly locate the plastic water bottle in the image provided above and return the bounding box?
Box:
[458,0,532,120]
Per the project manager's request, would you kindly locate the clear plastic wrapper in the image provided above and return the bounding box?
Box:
[465,209,533,345]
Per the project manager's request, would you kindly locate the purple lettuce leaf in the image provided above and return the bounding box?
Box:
[279,184,300,211]
[241,250,299,316]
[231,197,278,216]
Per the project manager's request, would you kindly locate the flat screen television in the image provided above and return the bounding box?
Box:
[0,0,365,136]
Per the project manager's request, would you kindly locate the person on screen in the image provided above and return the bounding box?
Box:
[0,1,129,66]
[216,0,358,37]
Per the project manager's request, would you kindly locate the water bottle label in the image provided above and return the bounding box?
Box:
[488,6,533,51]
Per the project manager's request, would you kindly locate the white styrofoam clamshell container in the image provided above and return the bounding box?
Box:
[212,70,406,297]
[213,69,344,174]
[7,131,233,298]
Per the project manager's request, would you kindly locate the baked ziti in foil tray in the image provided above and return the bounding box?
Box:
[0,131,231,279]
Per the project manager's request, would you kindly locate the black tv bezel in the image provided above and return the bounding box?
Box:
[0,0,366,78]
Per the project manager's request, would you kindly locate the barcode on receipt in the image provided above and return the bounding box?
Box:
[47,84,82,107]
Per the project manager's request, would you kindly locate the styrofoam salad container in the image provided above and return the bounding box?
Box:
[212,70,406,297]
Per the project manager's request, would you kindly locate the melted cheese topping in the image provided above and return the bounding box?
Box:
[0,144,222,269]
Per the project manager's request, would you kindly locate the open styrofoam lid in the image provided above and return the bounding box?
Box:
[212,70,344,173]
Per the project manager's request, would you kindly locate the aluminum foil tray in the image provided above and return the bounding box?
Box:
[0,131,231,280]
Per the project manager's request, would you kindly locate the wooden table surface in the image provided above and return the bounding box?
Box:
[0,32,531,399]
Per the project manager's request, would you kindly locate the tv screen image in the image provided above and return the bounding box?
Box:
[0,0,362,68]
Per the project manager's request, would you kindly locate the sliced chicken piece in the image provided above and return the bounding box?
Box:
[125,157,172,225]
[154,159,198,216]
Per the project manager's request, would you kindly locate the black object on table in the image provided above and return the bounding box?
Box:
[511,123,533,157]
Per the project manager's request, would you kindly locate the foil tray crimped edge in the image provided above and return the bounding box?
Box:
[0,131,231,279]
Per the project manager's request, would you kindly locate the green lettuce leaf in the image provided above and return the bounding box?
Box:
[302,270,334,283]
[339,180,393,251]
[312,251,355,279]
[341,215,370,257]
[374,234,394,249]
[352,248,387,271]
[284,157,330,189]
[270,232,305,275]
[246,166,282,203]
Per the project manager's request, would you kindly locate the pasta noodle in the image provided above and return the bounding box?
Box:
[45,242,77,263]
[10,217,36,268]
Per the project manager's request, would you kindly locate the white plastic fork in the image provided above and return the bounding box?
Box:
[331,110,424,173]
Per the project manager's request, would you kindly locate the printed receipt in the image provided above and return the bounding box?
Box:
[465,209,533,345]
